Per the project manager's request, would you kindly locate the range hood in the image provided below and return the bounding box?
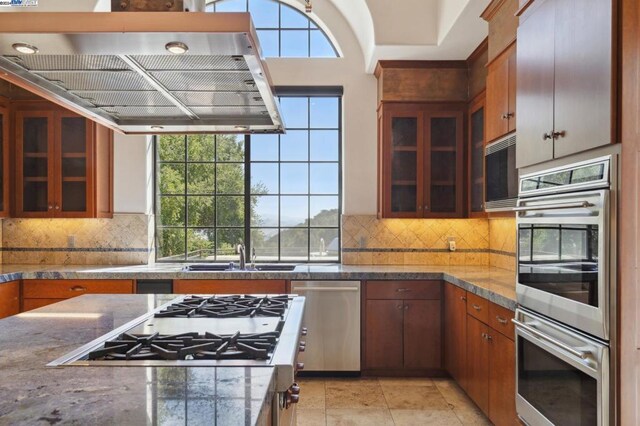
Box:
[0,5,284,134]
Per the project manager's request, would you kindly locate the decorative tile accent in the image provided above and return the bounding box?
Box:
[2,214,153,265]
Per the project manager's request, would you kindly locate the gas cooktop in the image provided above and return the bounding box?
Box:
[155,295,290,318]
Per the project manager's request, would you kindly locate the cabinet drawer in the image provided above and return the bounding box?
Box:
[23,280,134,299]
[489,302,515,340]
[173,280,286,295]
[366,281,442,300]
[466,292,489,323]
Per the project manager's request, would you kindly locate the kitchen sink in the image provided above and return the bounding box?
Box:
[182,264,297,272]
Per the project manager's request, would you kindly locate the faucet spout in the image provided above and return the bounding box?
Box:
[237,241,246,270]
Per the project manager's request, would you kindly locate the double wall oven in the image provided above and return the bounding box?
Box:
[514,156,616,426]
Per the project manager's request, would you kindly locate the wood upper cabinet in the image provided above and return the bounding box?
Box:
[0,99,10,217]
[486,43,517,144]
[468,94,485,217]
[378,103,464,218]
[444,282,468,389]
[516,0,615,168]
[364,280,443,372]
[14,102,113,218]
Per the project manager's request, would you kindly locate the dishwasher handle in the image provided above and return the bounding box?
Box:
[291,286,360,292]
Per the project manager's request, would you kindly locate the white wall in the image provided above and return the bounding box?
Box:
[113,134,154,215]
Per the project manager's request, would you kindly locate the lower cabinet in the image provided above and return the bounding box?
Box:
[363,280,442,373]
[173,280,287,295]
[444,282,467,389]
[463,295,517,426]
[0,280,20,319]
[22,279,134,311]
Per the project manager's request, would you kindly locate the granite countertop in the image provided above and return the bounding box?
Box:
[0,294,275,425]
[0,263,517,310]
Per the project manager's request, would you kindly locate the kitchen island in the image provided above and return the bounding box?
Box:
[0,294,276,425]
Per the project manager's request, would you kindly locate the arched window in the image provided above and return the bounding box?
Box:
[207,0,339,58]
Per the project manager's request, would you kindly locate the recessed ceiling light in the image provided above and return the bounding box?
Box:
[12,43,38,54]
[165,41,188,55]
[151,125,164,130]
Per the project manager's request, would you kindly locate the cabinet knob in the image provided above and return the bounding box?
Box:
[472,304,482,311]
[460,296,467,301]
[296,362,305,371]
[301,327,308,336]
[496,315,508,325]
[397,305,402,310]
[54,204,60,210]
[506,112,514,119]
[501,113,509,120]
[404,305,409,310]
[543,132,553,140]
[48,204,53,210]
[417,205,422,211]
[424,205,429,211]
[553,131,566,139]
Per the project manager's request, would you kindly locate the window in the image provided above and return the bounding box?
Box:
[208,0,338,58]
[155,94,342,263]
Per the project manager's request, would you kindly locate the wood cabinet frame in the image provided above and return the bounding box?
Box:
[0,97,10,217]
[467,91,487,218]
[378,102,466,219]
[12,101,113,218]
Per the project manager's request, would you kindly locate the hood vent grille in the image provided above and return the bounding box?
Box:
[0,12,283,134]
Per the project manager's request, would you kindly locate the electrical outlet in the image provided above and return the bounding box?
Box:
[68,235,76,249]
[448,237,456,252]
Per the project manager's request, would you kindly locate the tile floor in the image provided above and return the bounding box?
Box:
[295,377,491,426]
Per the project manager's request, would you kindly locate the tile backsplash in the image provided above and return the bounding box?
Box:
[488,218,516,271]
[342,215,516,270]
[2,213,154,265]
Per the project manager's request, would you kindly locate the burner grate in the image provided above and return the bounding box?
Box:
[87,330,280,361]
[155,295,290,318]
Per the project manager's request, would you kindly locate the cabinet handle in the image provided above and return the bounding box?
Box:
[460,296,467,301]
[404,305,409,310]
[396,288,411,292]
[553,131,566,139]
[543,132,553,140]
[48,204,53,210]
[506,112,514,118]
[397,305,402,310]
[54,204,60,210]
[486,334,493,342]
[496,315,508,325]
[501,113,509,120]
[472,304,482,311]
[70,286,87,292]
[424,205,429,211]
[417,205,422,211]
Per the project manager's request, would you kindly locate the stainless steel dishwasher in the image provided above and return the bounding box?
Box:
[290,280,361,371]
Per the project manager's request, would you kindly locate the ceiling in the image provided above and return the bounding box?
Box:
[327,0,491,72]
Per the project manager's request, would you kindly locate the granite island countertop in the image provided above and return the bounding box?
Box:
[0,294,275,426]
[0,263,517,310]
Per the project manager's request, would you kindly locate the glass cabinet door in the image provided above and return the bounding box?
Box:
[17,111,54,215]
[388,113,422,215]
[426,111,463,216]
[57,114,90,214]
[469,104,485,214]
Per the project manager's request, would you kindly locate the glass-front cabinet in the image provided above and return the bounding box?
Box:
[468,96,485,216]
[14,103,110,218]
[378,103,464,218]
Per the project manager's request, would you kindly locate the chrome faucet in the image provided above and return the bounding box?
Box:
[237,240,246,270]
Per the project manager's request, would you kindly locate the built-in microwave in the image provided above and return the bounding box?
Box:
[485,133,518,211]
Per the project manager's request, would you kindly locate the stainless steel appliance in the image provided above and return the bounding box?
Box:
[516,156,615,340]
[48,294,306,426]
[514,308,609,426]
[290,281,360,371]
[0,0,283,134]
[485,133,518,211]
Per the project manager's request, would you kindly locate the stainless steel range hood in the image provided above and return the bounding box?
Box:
[0,9,284,134]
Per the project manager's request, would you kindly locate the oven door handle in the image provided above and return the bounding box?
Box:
[512,319,590,359]
[512,201,594,213]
